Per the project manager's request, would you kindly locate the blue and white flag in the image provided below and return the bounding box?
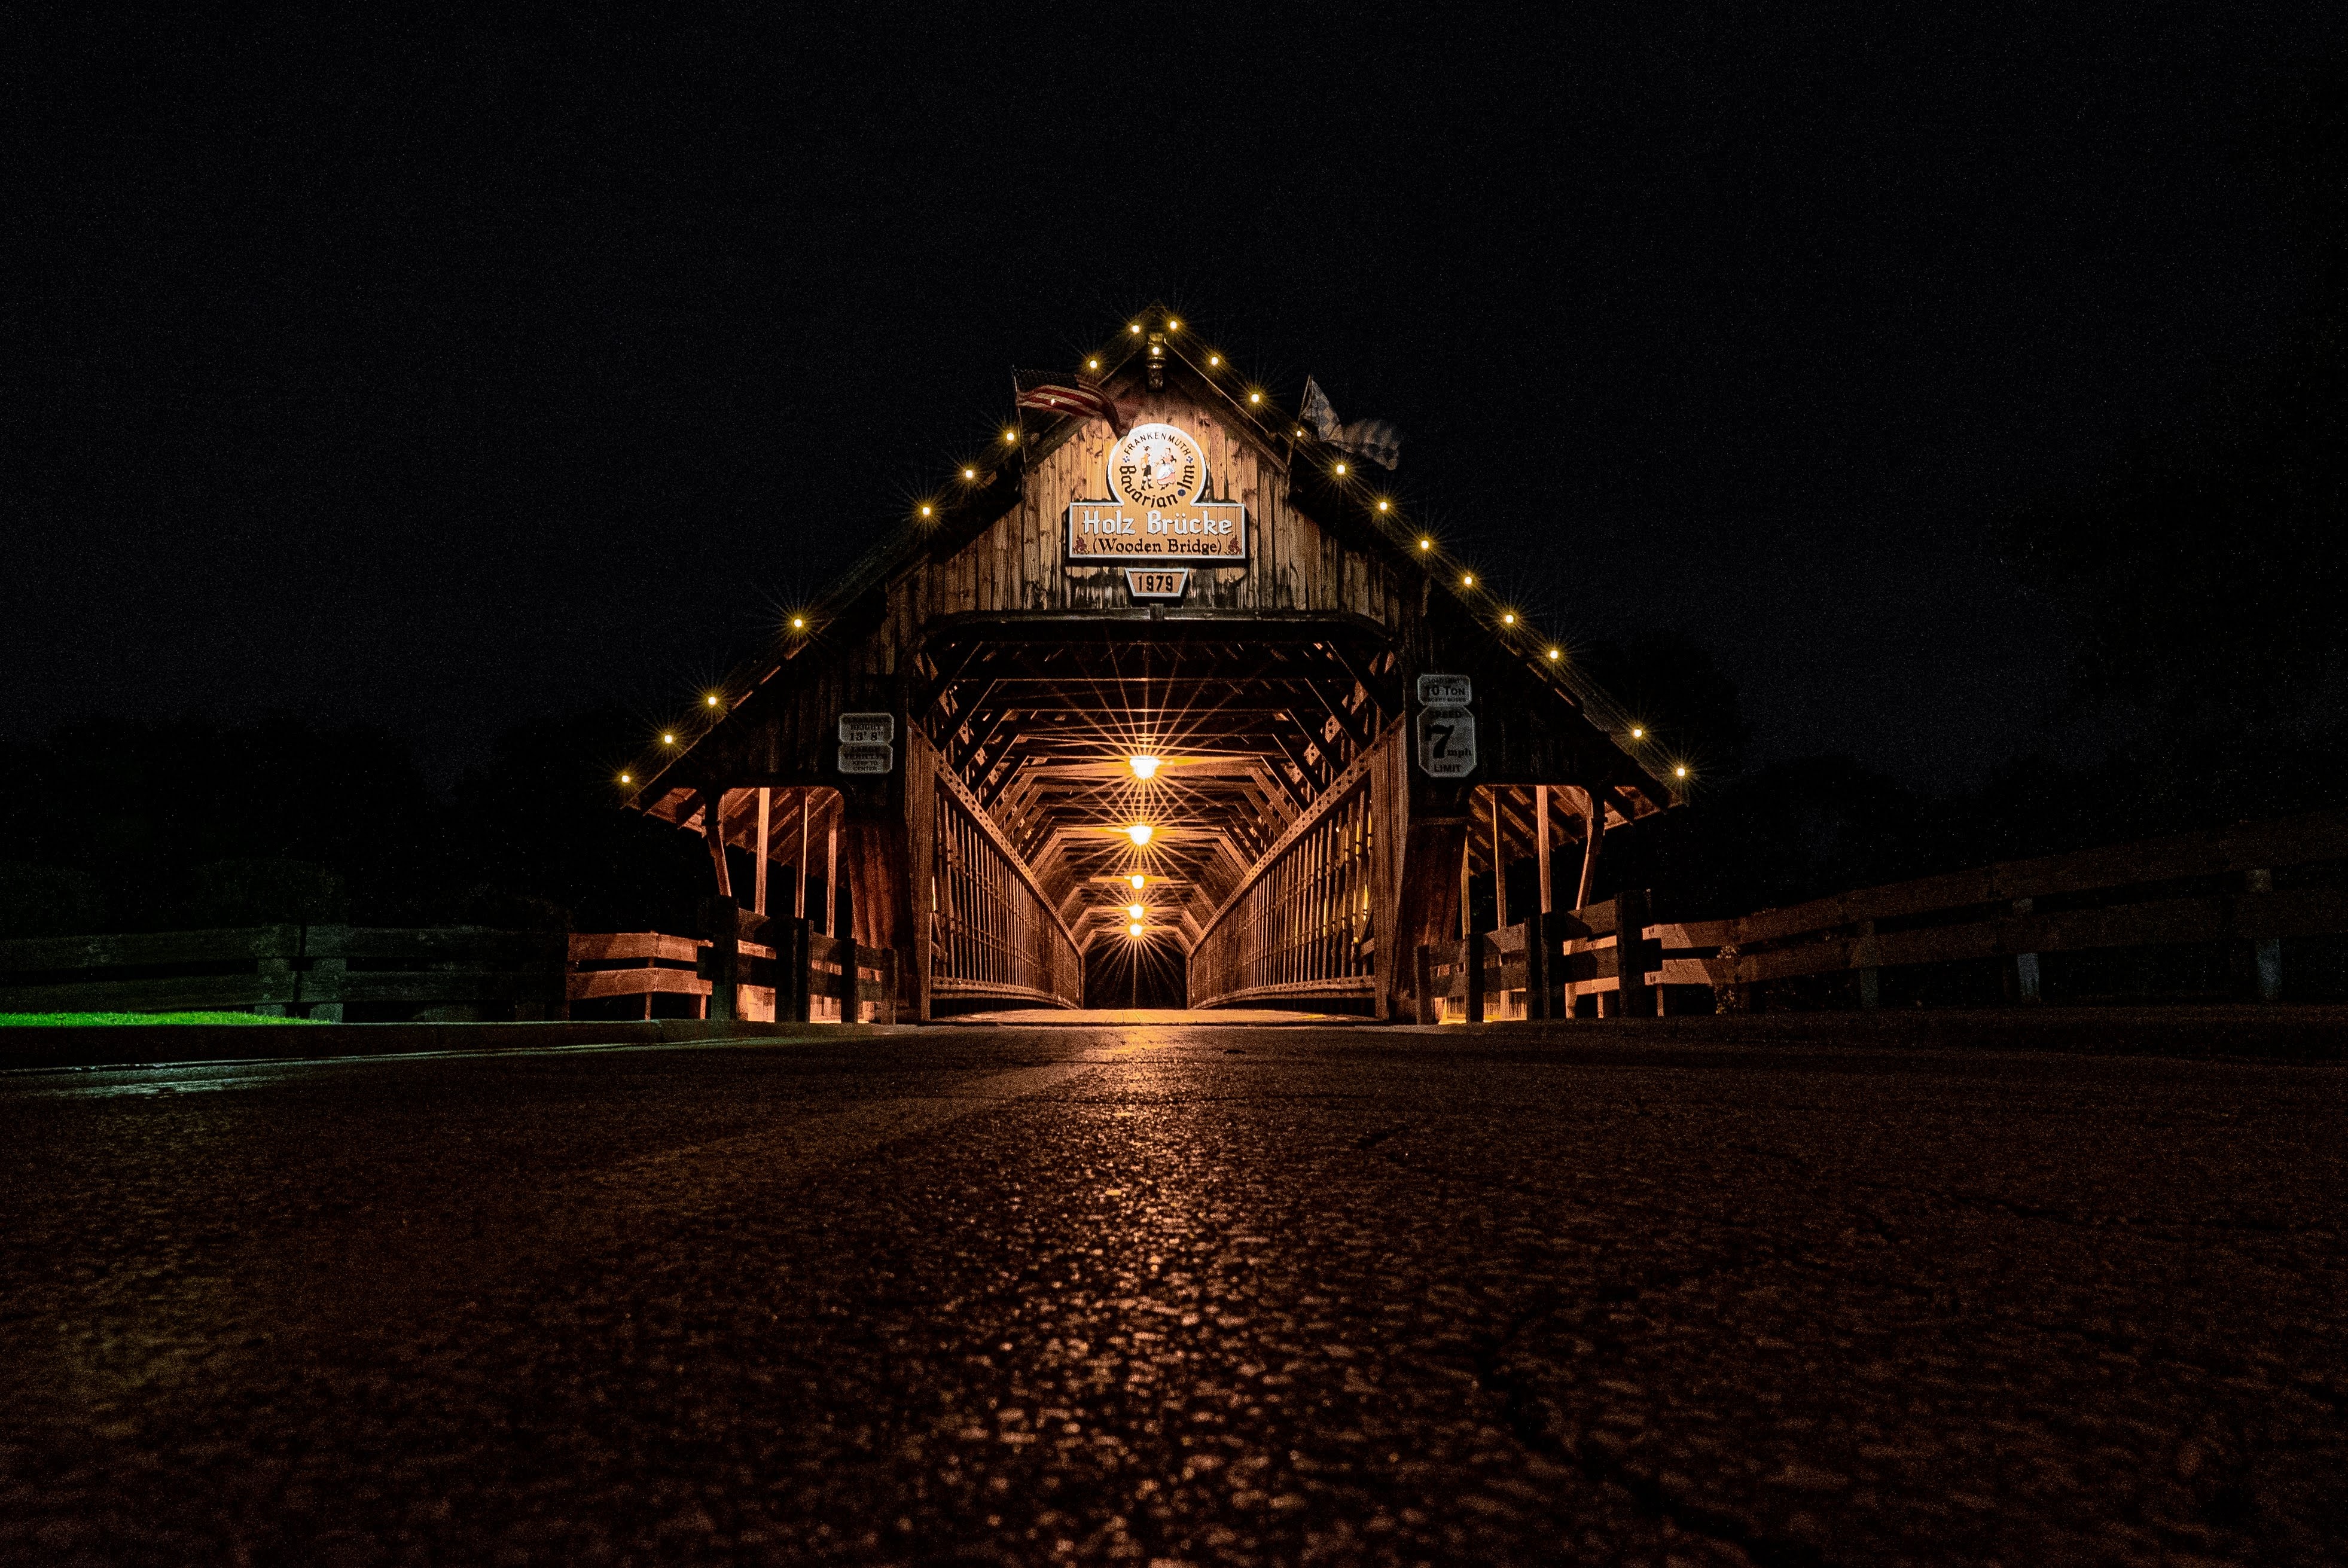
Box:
[1300,377,1403,471]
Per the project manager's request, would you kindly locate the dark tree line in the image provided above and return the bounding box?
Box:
[0,710,708,939]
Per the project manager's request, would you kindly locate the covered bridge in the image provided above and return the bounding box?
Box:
[621,308,1683,1019]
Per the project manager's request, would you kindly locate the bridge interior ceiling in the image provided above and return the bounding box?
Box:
[917,630,1400,950]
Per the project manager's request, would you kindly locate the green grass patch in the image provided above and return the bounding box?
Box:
[0,1012,316,1027]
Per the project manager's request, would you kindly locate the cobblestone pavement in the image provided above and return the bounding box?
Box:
[2,1026,2343,1565]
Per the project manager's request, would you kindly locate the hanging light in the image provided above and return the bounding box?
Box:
[1126,902,1145,919]
[1087,358,1100,370]
[1004,429,1019,444]
[1165,318,1180,330]
[1129,323,1142,334]
[705,694,721,707]
[1501,612,1516,626]
[1127,754,1161,780]
[1547,647,1562,661]
[1128,921,1144,937]
[1460,573,1475,587]
[1333,462,1347,475]
[618,773,632,784]
[1249,391,1263,404]
[791,616,806,630]
[1125,823,1154,846]
[1207,354,1220,367]
[962,467,976,479]
[1675,765,1689,779]
[1419,538,1432,551]
[1129,873,1146,890]
[1377,500,1390,512]
[661,733,676,745]
[1630,727,1644,739]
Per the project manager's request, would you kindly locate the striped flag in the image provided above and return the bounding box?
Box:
[1014,369,1128,436]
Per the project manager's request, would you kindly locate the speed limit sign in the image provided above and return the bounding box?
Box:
[1416,704,1477,777]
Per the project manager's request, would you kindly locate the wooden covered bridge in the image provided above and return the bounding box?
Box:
[621,309,1685,1020]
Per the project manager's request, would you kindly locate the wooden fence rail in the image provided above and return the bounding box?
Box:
[0,926,567,1020]
[1676,806,2348,1008]
[1405,807,2348,1020]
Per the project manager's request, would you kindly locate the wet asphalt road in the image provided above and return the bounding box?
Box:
[2,1026,2344,1567]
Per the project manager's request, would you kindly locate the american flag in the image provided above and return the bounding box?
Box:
[1013,369,1127,436]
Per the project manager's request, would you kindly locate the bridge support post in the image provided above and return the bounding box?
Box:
[1614,887,1654,1020]
[701,896,739,1023]
[1389,810,1469,1023]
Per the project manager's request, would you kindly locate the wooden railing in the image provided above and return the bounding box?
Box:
[1190,722,1401,1010]
[1405,807,2348,1019]
[564,925,901,1023]
[1406,892,1664,1021]
[929,768,1082,1009]
[1675,806,2348,1009]
[0,926,567,1020]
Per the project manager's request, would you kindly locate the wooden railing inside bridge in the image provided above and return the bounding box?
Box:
[926,764,1084,1010]
[1189,724,1405,1010]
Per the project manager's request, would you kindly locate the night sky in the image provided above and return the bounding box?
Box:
[11,9,2337,789]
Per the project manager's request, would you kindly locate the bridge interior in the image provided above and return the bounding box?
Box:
[919,618,1398,954]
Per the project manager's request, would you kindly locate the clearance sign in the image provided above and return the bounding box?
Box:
[1065,423,1248,562]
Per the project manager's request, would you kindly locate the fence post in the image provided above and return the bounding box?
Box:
[2245,869,2282,1002]
[1465,929,1486,1023]
[1854,917,1881,1010]
[701,898,740,1023]
[877,948,898,1025]
[1523,910,1547,1019]
[838,931,861,1023]
[786,916,812,1023]
[1414,942,1434,1024]
[2004,898,2042,1004]
[1614,889,1653,1019]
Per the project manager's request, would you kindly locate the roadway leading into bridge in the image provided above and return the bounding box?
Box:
[4,1026,2343,1564]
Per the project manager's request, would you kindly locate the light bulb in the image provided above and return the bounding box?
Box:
[1630,727,1644,739]
[1004,429,1019,444]
[1502,612,1515,625]
[1461,573,1475,587]
[661,733,676,745]
[1675,765,1688,779]
[1166,318,1179,330]
[1129,873,1146,890]
[705,694,720,707]
[1377,500,1389,511]
[1207,354,1219,367]
[1249,392,1262,404]
[1127,754,1161,780]
[1087,358,1099,370]
[791,617,806,630]
[1128,921,1144,937]
[1334,462,1347,475]
[619,773,631,784]
[1129,323,1141,334]
[1547,648,1561,660]
[1126,903,1144,919]
[1125,823,1153,846]
[1419,538,1432,551]
[963,467,975,479]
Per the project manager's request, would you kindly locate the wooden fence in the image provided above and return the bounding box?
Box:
[1679,805,2348,1009]
[1410,806,2348,1019]
[570,909,899,1024]
[0,926,568,1020]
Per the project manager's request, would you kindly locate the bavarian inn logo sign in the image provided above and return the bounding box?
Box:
[1065,423,1248,562]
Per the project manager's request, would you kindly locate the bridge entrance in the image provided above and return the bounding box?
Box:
[622,307,1682,1020]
